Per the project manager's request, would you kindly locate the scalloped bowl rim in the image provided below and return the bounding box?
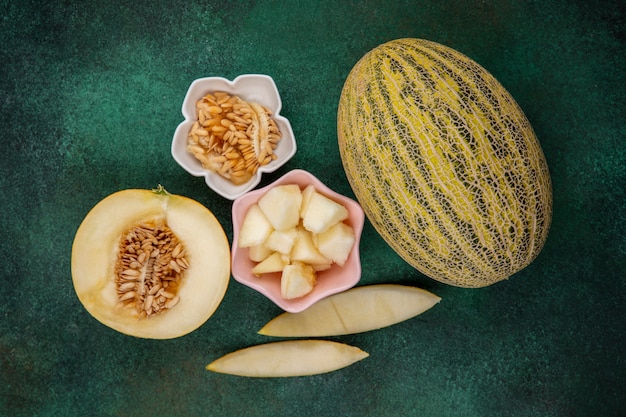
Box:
[231,169,364,313]
[171,74,297,200]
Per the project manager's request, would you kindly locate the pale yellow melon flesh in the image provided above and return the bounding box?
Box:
[281,262,316,300]
[71,188,231,339]
[257,184,302,231]
[237,204,273,248]
[206,340,368,377]
[251,252,285,275]
[259,284,441,337]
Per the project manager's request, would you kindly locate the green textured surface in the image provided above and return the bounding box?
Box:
[1,0,624,416]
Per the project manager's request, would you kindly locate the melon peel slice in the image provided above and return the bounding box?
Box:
[71,186,231,339]
[258,284,441,337]
[206,340,368,377]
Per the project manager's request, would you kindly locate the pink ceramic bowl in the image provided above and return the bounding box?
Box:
[231,169,364,313]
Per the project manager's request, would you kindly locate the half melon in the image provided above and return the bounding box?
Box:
[71,186,230,339]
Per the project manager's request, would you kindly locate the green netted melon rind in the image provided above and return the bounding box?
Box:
[337,38,552,288]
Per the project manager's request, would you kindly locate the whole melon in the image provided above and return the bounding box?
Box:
[337,38,552,288]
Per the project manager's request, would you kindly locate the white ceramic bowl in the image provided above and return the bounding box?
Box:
[231,169,365,313]
[171,75,296,200]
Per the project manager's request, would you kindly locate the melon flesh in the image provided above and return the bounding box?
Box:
[290,227,329,266]
[302,191,349,234]
[258,184,302,231]
[314,222,355,266]
[281,262,316,300]
[71,187,230,339]
[237,204,273,248]
[248,243,273,262]
[259,284,441,337]
[252,252,285,276]
[207,340,368,377]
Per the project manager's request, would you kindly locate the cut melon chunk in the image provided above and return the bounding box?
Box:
[258,184,302,231]
[311,262,333,272]
[237,204,273,248]
[206,340,368,377]
[264,228,298,255]
[259,284,441,337]
[299,184,317,218]
[251,252,285,276]
[314,222,355,266]
[301,191,349,234]
[290,227,330,266]
[248,243,273,263]
[281,262,316,300]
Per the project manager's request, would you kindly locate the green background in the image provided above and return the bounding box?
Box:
[1,0,624,416]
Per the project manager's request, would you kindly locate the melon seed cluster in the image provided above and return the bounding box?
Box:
[115,221,187,318]
[186,91,282,185]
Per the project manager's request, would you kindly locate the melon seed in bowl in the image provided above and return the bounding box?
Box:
[186,91,282,185]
